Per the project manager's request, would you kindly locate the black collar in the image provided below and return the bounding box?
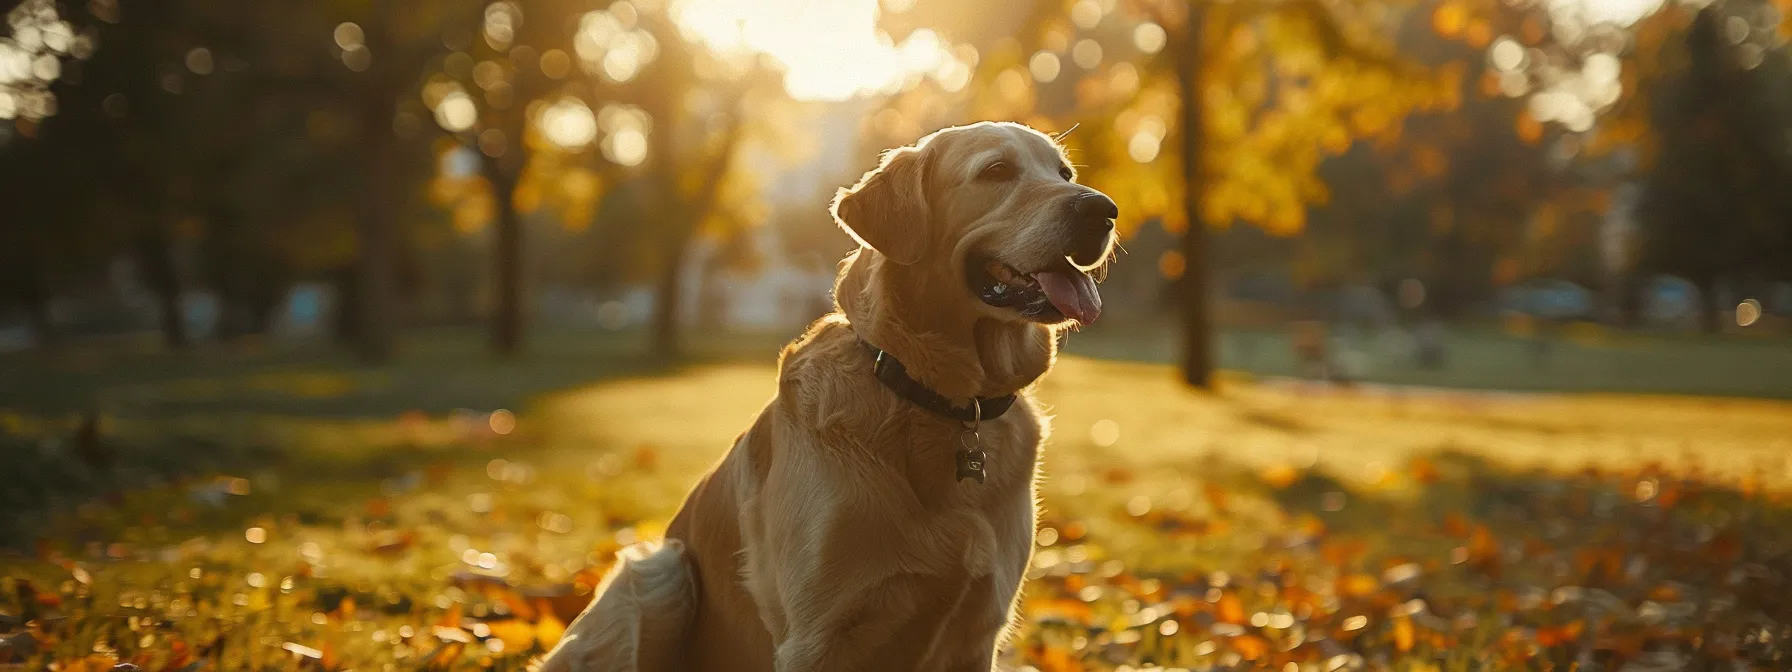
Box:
[861,340,1017,423]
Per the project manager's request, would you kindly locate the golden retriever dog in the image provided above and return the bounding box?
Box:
[537,121,1117,671]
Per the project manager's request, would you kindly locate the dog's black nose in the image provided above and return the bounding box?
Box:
[1072,192,1119,222]
[1066,192,1118,266]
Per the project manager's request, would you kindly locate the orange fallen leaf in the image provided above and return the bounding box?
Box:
[1036,644,1082,672]
[1393,615,1416,652]
[1171,595,1200,618]
[634,444,659,471]
[1537,620,1584,647]
[493,587,535,621]
[1060,521,1087,541]
[162,638,193,671]
[423,641,465,668]
[1260,464,1300,489]
[488,619,537,652]
[1232,634,1269,660]
[1063,574,1085,593]
[1217,592,1246,625]
[1204,483,1230,513]
[1410,457,1440,484]
[1338,573,1379,598]
[535,604,567,649]
[437,602,463,629]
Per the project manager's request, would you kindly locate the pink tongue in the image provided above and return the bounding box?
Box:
[1032,269,1102,324]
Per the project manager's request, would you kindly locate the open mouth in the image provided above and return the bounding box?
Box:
[966,254,1103,324]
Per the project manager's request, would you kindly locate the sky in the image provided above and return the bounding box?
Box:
[672,0,962,100]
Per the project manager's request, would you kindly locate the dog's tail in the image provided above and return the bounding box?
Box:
[532,540,697,672]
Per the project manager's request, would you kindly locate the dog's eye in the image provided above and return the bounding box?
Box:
[979,161,1015,182]
[1059,166,1075,181]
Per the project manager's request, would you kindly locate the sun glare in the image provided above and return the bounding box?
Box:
[671,0,965,100]
[1559,0,1667,27]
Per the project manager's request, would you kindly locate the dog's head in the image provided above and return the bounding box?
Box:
[831,122,1117,326]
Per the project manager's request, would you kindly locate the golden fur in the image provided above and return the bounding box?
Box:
[537,122,1114,671]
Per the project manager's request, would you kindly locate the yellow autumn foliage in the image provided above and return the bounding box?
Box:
[965,0,1457,239]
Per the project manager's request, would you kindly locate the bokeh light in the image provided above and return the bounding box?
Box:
[575,7,659,83]
[1070,0,1103,29]
[1072,39,1103,70]
[488,409,517,435]
[184,47,213,75]
[598,103,651,166]
[342,44,372,72]
[1133,22,1167,55]
[1482,0,1693,136]
[1737,299,1762,327]
[333,22,364,51]
[539,48,571,78]
[1128,115,1166,163]
[484,2,520,51]
[1089,419,1120,447]
[540,98,598,150]
[478,128,507,157]
[0,0,80,121]
[1029,51,1062,83]
[433,89,478,132]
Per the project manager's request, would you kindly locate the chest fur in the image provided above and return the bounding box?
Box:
[899,403,1041,507]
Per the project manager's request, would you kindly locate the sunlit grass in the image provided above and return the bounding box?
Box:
[3,358,1791,669]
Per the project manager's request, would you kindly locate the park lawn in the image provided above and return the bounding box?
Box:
[3,356,1792,670]
[1065,319,1792,400]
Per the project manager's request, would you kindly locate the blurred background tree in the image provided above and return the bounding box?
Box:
[1637,0,1792,331]
[0,0,1788,386]
[882,0,1461,385]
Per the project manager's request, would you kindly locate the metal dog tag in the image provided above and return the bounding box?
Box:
[956,429,986,484]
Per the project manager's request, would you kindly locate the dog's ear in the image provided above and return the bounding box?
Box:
[831,144,929,265]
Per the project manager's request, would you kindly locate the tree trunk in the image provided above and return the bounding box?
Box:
[19,255,56,349]
[650,226,693,360]
[1614,271,1643,328]
[1696,275,1723,334]
[236,260,285,339]
[333,265,361,346]
[353,116,401,363]
[644,109,745,361]
[1175,7,1214,389]
[247,287,280,337]
[490,169,524,357]
[139,224,187,351]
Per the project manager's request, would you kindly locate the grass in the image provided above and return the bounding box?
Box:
[3,329,1792,669]
[0,326,797,417]
[1065,319,1792,399]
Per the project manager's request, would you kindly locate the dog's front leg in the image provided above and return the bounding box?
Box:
[752,430,969,670]
[772,572,954,671]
